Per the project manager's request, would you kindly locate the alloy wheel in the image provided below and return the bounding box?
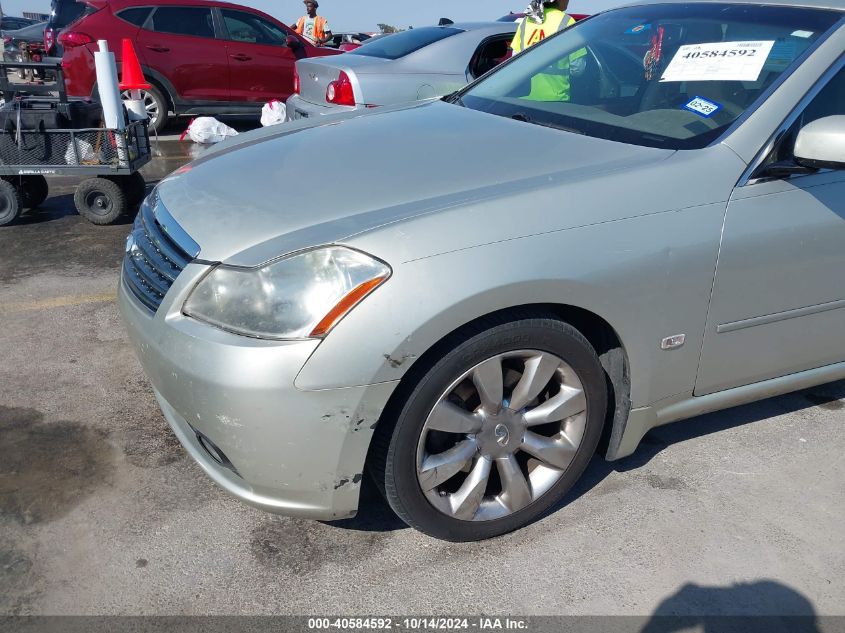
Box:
[121,89,160,127]
[416,350,588,522]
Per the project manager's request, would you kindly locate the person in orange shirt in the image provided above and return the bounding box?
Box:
[294,0,333,46]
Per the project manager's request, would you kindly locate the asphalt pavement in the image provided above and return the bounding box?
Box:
[0,134,843,618]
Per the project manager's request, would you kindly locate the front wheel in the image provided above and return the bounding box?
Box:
[371,316,607,541]
[74,177,127,225]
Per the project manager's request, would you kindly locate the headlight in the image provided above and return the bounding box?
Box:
[183,246,391,340]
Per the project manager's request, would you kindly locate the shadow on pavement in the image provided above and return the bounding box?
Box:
[640,580,821,632]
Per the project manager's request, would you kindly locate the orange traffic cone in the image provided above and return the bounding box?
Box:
[119,38,151,91]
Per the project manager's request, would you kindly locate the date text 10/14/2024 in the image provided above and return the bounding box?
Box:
[308,618,530,631]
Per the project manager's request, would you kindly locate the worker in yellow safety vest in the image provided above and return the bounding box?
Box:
[511,0,586,102]
[295,0,333,46]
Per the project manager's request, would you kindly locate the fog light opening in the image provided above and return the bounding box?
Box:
[194,430,240,477]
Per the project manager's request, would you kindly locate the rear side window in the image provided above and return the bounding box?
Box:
[117,8,153,28]
[220,9,288,46]
[149,7,215,39]
[351,26,463,60]
[470,36,513,78]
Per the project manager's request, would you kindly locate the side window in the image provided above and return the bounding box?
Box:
[221,9,287,46]
[760,65,845,169]
[800,65,845,127]
[470,37,513,79]
[117,8,153,28]
[149,7,215,39]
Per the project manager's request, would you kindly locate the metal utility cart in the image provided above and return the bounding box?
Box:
[0,62,152,227]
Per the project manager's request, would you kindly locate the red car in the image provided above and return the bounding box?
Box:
[60,0,340,133]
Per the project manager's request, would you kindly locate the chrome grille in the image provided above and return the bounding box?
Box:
[123,196,194,313]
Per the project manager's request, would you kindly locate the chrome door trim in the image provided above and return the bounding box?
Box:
[717,298,845,334]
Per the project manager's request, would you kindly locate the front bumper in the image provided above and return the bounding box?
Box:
[118,265,397,520]
[285,93,361,121]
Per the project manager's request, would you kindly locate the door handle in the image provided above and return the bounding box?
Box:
[146,45,170,53]
[231,54,252,62]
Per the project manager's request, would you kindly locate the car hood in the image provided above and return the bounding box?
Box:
[156,101,673,266]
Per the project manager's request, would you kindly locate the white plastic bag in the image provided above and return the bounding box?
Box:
[65,139,102,165]
[260,100,287,127]
[181,117,239,144]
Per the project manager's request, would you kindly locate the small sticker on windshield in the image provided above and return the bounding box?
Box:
[791,30,814,39]
[626,24,651,34]
[683,96,722,118]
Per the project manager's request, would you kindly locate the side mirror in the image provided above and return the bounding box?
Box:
[794,115,845,170]
[286,35,303,50]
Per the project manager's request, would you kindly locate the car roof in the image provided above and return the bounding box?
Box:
[447,22,519,33]
[106,0,258,8]
[614,0,845,11]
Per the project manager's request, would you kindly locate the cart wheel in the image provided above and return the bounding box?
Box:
[75,178,127,225]
[108,173,147,207]
[0,179,23,227]
[19,175,49,210]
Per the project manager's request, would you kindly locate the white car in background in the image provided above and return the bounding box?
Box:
[286,22,517,120]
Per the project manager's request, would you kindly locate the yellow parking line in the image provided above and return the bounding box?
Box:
[0,292,117,314]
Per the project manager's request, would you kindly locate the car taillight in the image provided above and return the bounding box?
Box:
[293,67,300,94]
[326,71,355,106]
[58,32,95,49]
[44,27,54,51]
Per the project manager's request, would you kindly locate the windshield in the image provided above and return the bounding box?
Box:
[351,26,463,60]
[460,4,842,149]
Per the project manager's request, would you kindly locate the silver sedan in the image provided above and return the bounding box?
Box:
[285,22,516,120]
[120,0,845,541]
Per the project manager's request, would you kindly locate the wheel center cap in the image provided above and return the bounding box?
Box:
[476,408,523,457]
[494,423,510,446]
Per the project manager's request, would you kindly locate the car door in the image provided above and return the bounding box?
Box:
[137,6,229,102]
[695,62,845,396]
[218,8,298,103]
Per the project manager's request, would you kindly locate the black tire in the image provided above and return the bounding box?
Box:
[107,172,147,207]
[74,177,127,225]
[0,179,22,227]
[370,314,608,542]
[18,175,49,210]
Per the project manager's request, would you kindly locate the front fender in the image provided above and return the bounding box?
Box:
[296,203,726,410]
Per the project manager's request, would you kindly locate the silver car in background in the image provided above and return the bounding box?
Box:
[286,22,516,120]
[121,0,845,541]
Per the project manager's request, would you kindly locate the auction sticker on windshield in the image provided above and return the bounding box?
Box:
[660,41,775,82]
